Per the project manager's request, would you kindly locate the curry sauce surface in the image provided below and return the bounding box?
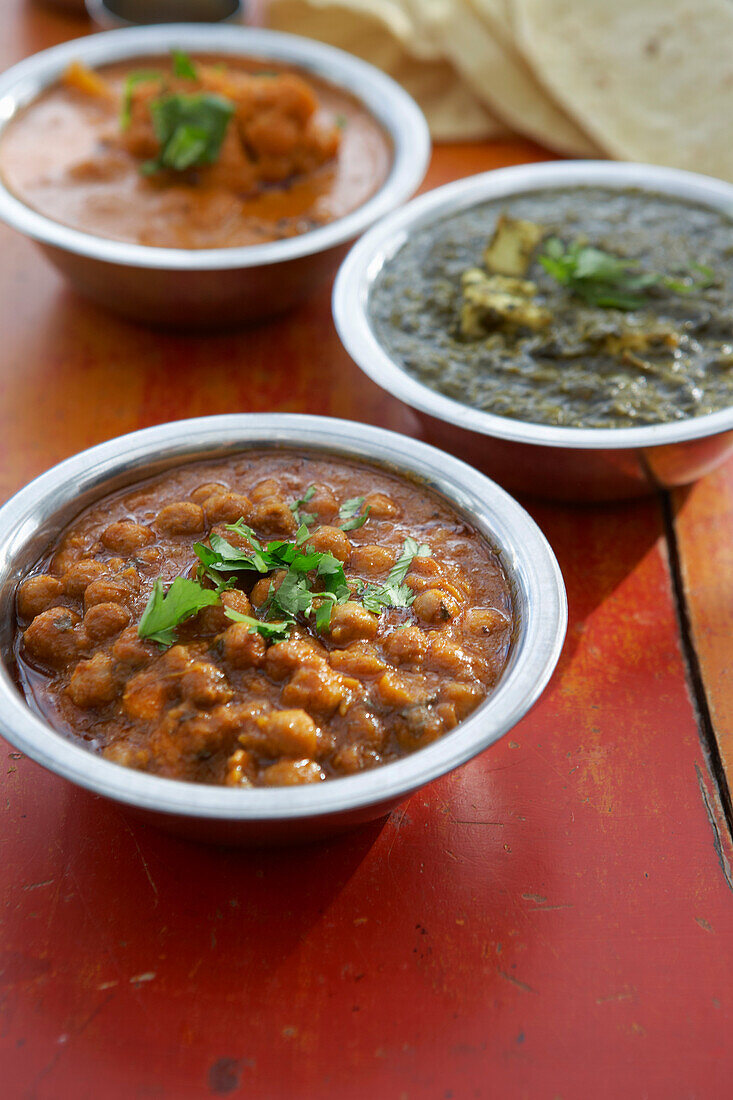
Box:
[14,452,513,787]
[0,55,392,249]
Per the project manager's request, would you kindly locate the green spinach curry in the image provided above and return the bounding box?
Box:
[369,188,733,428]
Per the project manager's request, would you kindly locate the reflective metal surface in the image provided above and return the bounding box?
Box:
[0,414,566,844]
[0,25,430,327]
[86,0,244,28]
[333,161,733,501]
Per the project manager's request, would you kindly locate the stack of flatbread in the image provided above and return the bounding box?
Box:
[267,0,733,181]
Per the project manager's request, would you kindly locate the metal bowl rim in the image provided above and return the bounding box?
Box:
[0,24,430,270]
[0,413,566,822]
[333,159,733,450]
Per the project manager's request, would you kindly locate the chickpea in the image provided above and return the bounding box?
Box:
[306,486,338,522]
[179,662,233,708]
[439,680,485,720]
[363,492,400,520]
[122,669,170,721]
[374,669,432,708]
[254,709,319,757]
[84,577,135,610]
[250,498,297,538]
[103,741,150,769]
[329,642,386,678]
[328,602,378,646]
[17,575,64,620]
[249,478,279,503]
[424,636,473,679]
[23,607,82,668]
[349,544,394,577]
[203,491,252,526]
[224,748,254,788]
[111,625,155,667]
[341,705,386,748]
[281,665,344,717]
[190,482,227,505]
[264,637,326,680]
[63,559,108,599]
[100,521,153,555]
[194,587,252,635]
[382,625,428,666]
[83,601,131,642]
[412,588,461,624]
[251,569,287,608]
[332,744,382,774]
[306,525,351,564]
[154,501,205,536]
[261,759,325,786]
[220,622,266,669]
[462,607,510,638]
[68,653,118,708]
[394,705,443,752]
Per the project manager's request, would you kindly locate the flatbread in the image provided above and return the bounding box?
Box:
[442,0,599,155]
[267,0,505,140]
[514,0,733,180]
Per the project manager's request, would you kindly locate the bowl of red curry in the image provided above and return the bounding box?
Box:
[0,24,429,327]
[0,415,565,844]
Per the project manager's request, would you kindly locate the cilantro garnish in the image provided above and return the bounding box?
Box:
[357,537,430,614]
[290,486,317,527]
[192,519,350,637]
[223,608,291,643]
[139,526,430,650]
[141,91,234,175]
[120,69,163,129]
[172,49,197,80]
[539,238,717,311]
[137,576,220,647]
[338,496,371,532]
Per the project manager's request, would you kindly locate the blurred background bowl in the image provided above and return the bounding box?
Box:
[85,0,244,28]
[0,413,566,845]
[0,24,430,328]
[333,160,733,502]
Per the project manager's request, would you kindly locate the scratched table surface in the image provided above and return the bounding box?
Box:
[2,4,733,1098]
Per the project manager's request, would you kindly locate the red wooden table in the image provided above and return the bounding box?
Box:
[2,5,733,1098]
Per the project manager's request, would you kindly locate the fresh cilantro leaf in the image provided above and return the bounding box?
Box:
[120,69,163,129]
[172,49,197,80]
[137,576,220,647]
[338,496,371,532]
[290,486,316,527]
[539,237,718,311]
[388,537,431,587]
[356,537,430,615]
[141,92,234,174]
[223,607,291,642]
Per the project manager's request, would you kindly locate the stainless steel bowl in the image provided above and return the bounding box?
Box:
[0,25,430,327]
[86,0,245,27]
[333,161,733,501]
[0,414,566,845]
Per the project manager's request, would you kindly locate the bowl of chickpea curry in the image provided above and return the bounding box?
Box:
[0,415,565,843]
[0,25,429,326]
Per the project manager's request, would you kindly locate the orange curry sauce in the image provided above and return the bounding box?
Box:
[0,55,392,248]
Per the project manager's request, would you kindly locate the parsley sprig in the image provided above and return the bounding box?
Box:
[137,576,220,647]
[289,486,316,527]
[338,496,371,531]
[539,237,716,311]
[138,512,433,649]
[355,537,430,614]
[141,91,234,175]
